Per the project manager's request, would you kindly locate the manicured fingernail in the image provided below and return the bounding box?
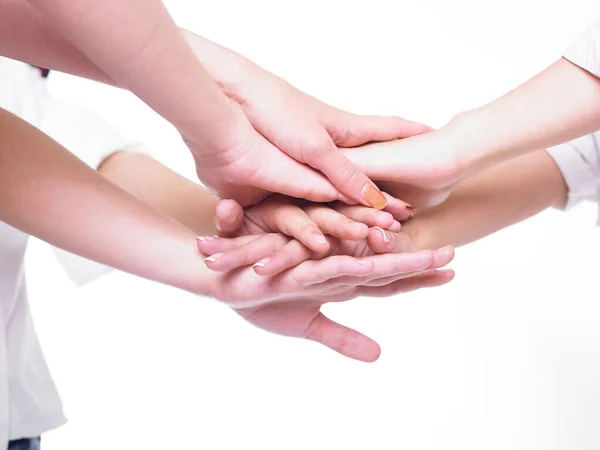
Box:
[373,226,390,244]
[197,236,217,242]
[253,258,270,268]
[205,253,224,263]
[361,184,387,210]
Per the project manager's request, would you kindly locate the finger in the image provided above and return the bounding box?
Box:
[305,143,387,209]
[330,251,436,285]
[303,312,381,362]
[196,235,259,255]
[249,142,343,203]
[366,227,418,255]
[266,201,330,253]
[381,192,413,223]
[215,199,245,235]
[253,239,314,276]
[356,269,455,297]
[327,113,433,147]
[281,256,375,287]
[333,203,397,229]
[304,205,369,240]
[246,110,375,206]
[203,234,289,272]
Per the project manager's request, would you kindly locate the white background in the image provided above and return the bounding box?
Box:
[22,0,600,449]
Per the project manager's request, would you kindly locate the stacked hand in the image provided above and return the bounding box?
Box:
[183,32,431,207]
[197,196,454,362]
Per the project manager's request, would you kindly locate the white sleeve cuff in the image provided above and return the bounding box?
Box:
[546,133,600,221]
[563,19,600,78]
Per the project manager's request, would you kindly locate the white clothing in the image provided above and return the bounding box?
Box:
[0,57,146,447]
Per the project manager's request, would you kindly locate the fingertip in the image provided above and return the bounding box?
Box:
[304,230,330,253]
[365,343,382,363]
[344,334,381,363]
[367,227,392,254]
[197,235,216,251]
[434,245,455,267]
[374,211,395,229]
[441,268,456,281]
[252,258,272,275]
[388,220,402,232]
[215,199,244,234]
[204,252,226,271]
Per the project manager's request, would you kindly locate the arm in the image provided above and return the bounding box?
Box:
[447,57,600,176]
[0,0,426,207]
[97,152,218,237]
[344,21,600,208]
[1,106,449,362]
[0,106,214,294]
[401,150,568,250]
[194,150,563,274]
[23,0,241,147]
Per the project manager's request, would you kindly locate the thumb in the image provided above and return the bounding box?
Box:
[303,312,381,362]
[215,199,245,236]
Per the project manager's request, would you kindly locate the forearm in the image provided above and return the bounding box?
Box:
[0,0,115,84]
[24,0,239,143]
[0,108,215,295]
[98,152,218,236]
[0,4,242,92]
[403,150,568,249]
[447,58,600,177]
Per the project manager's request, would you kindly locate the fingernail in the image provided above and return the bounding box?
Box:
[361,184,387,210]
[373,226,390,244]
[400,199,413,209]
[253,258,270,268]
[313,232,328,245]
[197,236,217,242]
[205,253,224,263]
[407,207,416,219]
[438,245,453,252]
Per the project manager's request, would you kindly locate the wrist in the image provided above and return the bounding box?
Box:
[440,110,501,181]
[182,29,252,89]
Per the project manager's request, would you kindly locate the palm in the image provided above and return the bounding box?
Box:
[236,300,323,339]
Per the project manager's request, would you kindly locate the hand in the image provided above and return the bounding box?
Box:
[203,243,454,362]
[344,128,466,209]
[210,194,410,254]
[184,31,431,207]
[197,196,452,275]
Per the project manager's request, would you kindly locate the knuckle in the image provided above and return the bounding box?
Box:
[338,160,363,184]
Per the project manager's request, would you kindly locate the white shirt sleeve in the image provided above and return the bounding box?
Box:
[546,132,600,220]
[563,19,600,78]
[34,85,151,286]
